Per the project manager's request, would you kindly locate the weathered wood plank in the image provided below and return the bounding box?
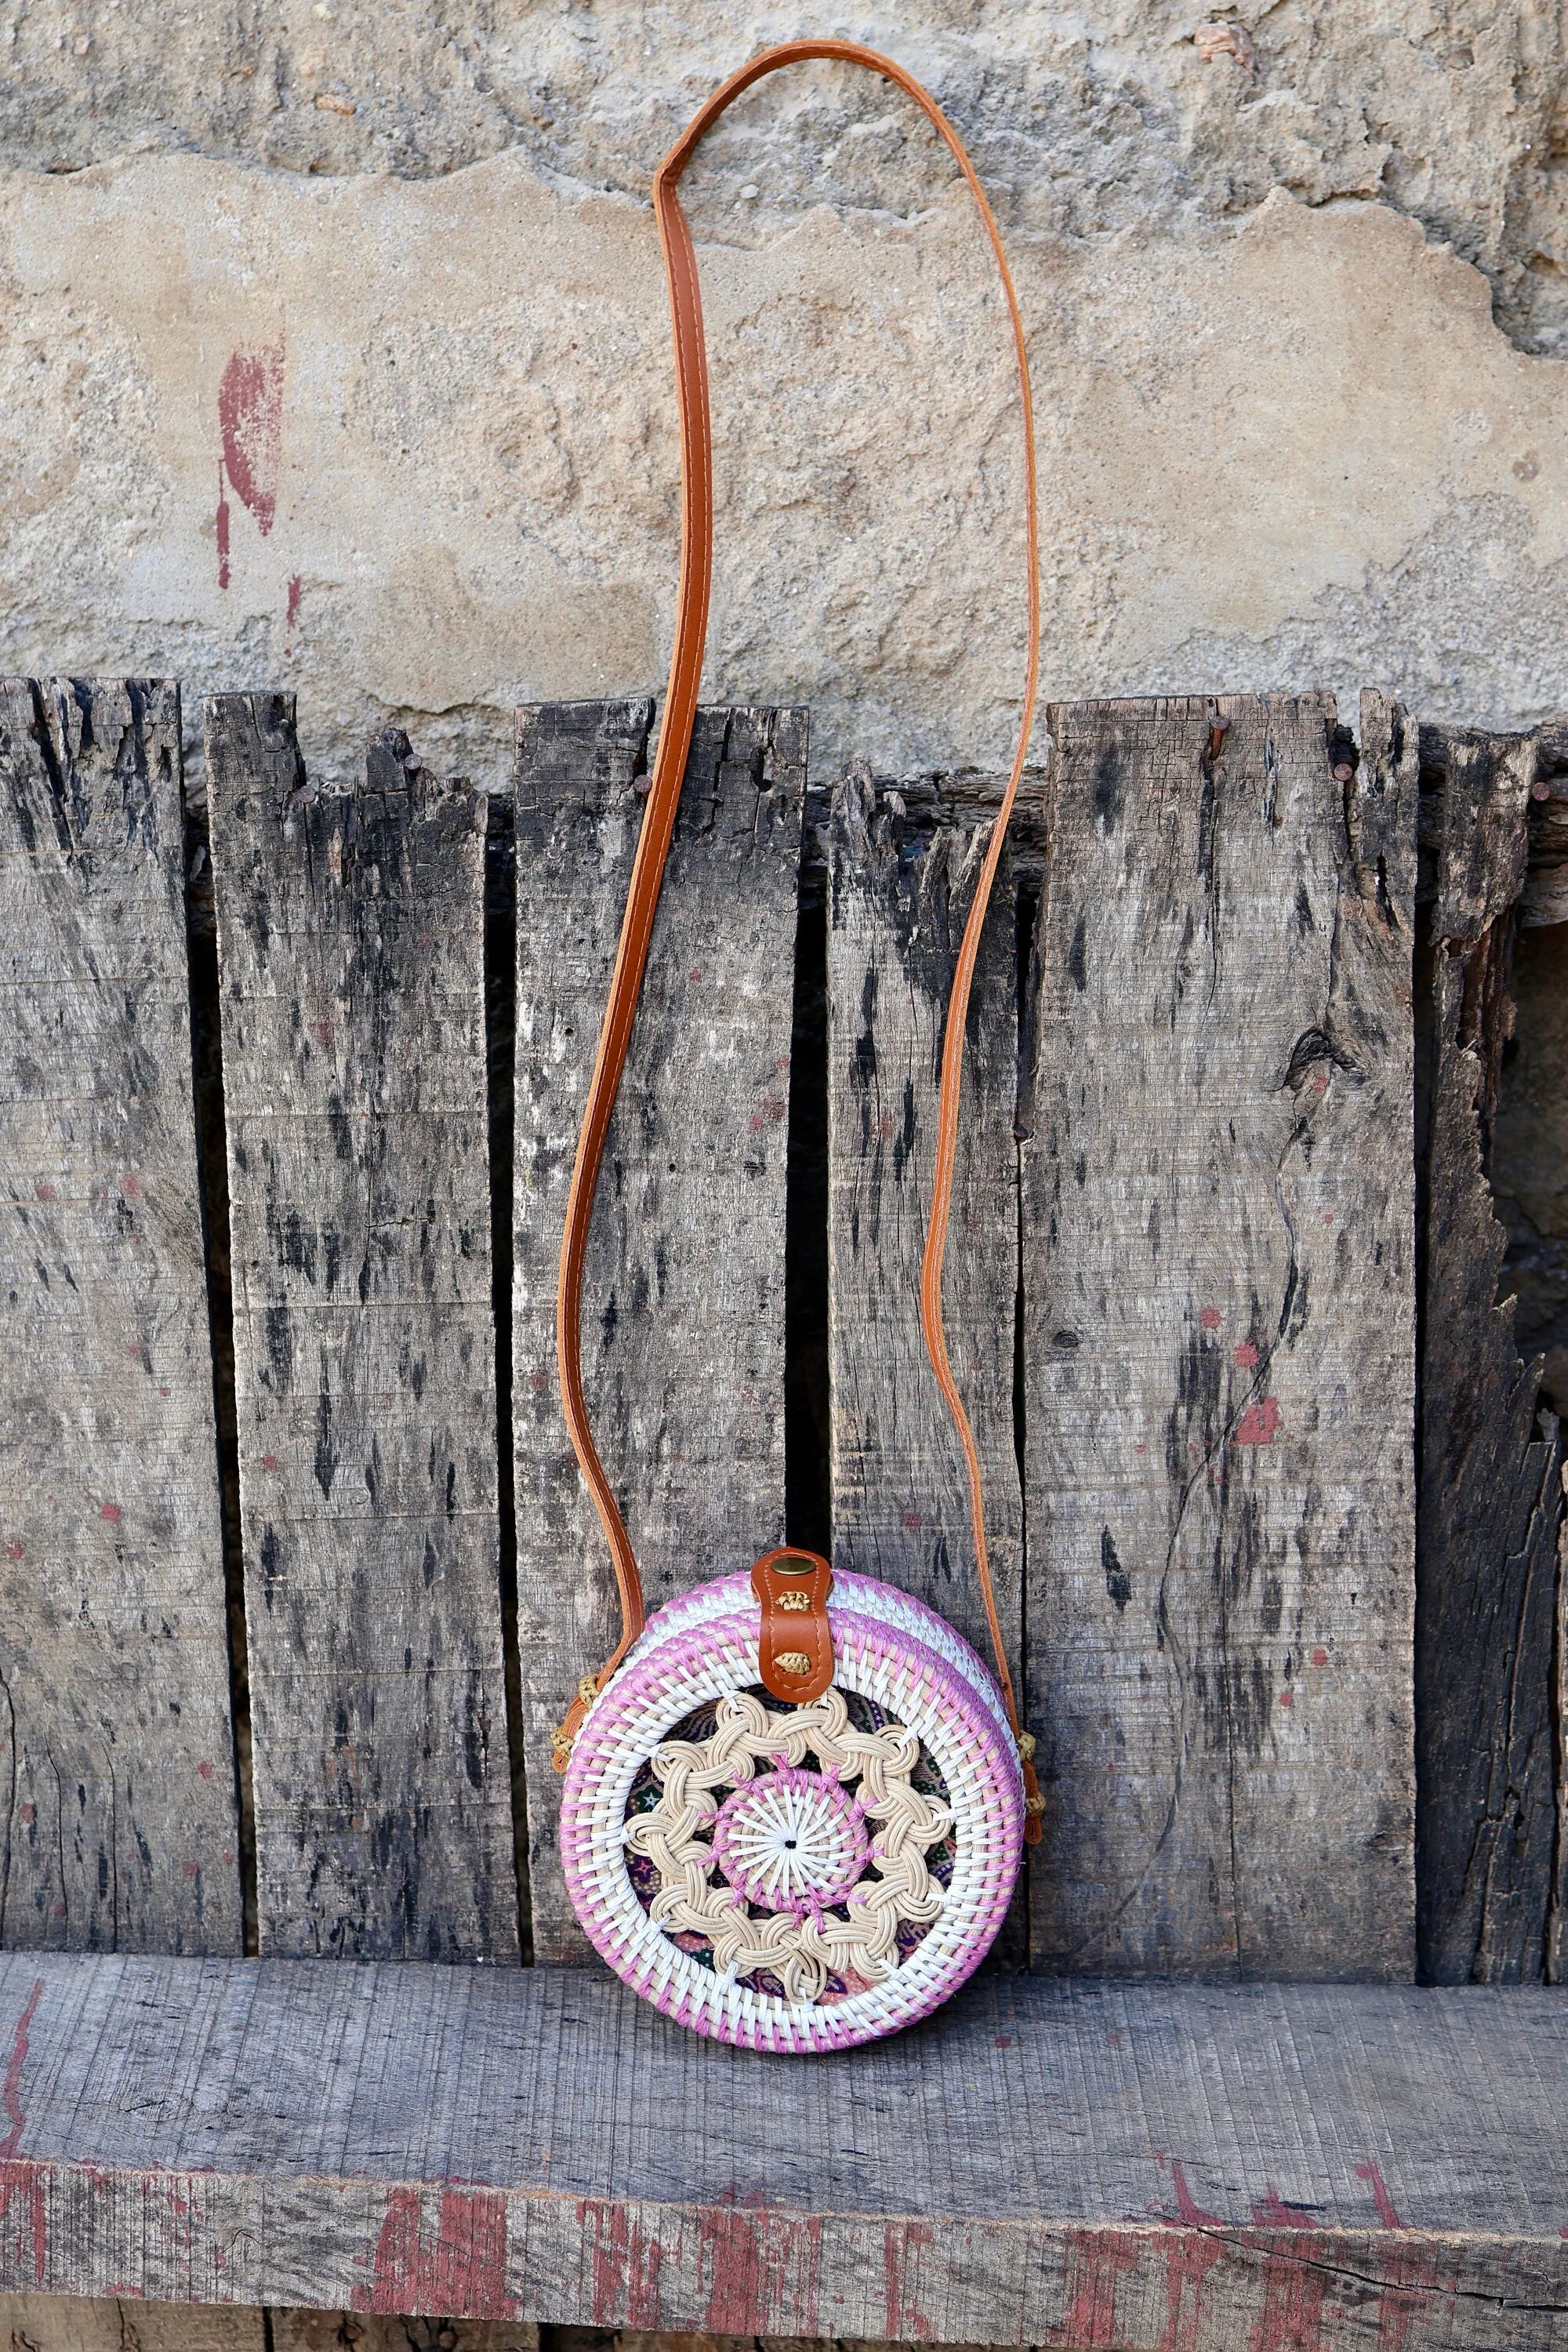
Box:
[825,766,1026,1955]
[0,2299,539,2352]
[1023,693,1417,1978]
[205,695,517,1962]
[1,1954,1567,2348]
[512,700,808,1964]
[0,678,242,1955]
[0,2299,265,2352]
[1415,717,1564,1984]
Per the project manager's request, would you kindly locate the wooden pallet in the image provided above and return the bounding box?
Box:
[0,679,1563,2348]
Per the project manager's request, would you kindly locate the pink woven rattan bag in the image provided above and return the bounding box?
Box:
[553,40,1044,2053]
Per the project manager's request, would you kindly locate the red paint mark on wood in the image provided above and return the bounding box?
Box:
[369,2185,515,2317]
[1234,1340,1259,1367]
[902,1510,924,1531]
[1157,2229,1227,2350]
[1233,1397,1283,1445]
[1367,2239,1443,2352]
[197,1761,215,1780]
[100,1502,121,1524]
[688,967,701,982]
[16,1806,32,1824]
[1311,1646,1328,1666]
[1356,2160,1403,2230]
[122,1174,141,1199]
[1,1980,42,2161]
[32,1184,55,1203]
[286,573,302,628]
[180,1860,199,1878]
[1167,2158,1224,2227]
[576,2198,665,2328]
[0,2158,46,2285]
[884,2220,935,2341]
[4,1542,21,1561]
[218,341,285,537]
[699,2204,821,2338]
[1200,1307,1223,1329]
[1051,2227,1139,2347]
[260,1454,279,1471]
[996,2034,1014,2049]
[1250,2187,1320,2229]
[1245,2237,1326,2352]
[1278,1690,1293,1708]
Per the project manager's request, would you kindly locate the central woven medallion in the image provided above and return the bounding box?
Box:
[710,1762,871,1919]
[622,1684,953,2005]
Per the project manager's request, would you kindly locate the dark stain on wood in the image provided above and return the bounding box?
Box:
[205,694,517,1962]
[1025,694,1417,1980]
[1414,716,1564,1984]
[511,699,807,1964]
[0,677,242,1955]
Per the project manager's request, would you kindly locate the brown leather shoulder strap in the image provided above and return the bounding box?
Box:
[552,42,1043,1837]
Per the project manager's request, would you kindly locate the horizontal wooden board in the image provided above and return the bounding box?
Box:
[0,1955,1564,2347]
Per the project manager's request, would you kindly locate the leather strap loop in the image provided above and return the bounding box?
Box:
[554,42,1044,1839]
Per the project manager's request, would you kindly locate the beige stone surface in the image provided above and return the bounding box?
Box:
[2,95,1568,789]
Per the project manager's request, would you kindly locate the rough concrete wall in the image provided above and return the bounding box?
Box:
[2,2,1568,786]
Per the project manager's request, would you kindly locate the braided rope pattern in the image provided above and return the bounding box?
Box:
[624,1690,951,2001]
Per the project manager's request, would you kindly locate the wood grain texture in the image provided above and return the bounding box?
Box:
[0,677,242,1955]
[0,2299,264,2352]
[205,695,517,1962]
[1,1953,1567,2347]
[0,2299,538,2352]
[1415,717,1564,1985]
[824,767,1025,1917]
[1024,694,1417,1979]
[512,701,808,1963]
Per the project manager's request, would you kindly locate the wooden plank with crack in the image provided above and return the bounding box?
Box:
[1415,715,1564,1984]
[0,677,242,1955]
[205,695,517,1962]
[2,1952,1568,2348]
[511,699,808,1964]
[1023,692,1417,1978]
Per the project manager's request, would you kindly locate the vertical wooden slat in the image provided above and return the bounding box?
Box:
[825,768,1025,1719]
[0,677,241,1954]
[1022,693,1417,1979]
[512,699,807,1964]
[1415,716,1563,1984]
[205,695,517,1962]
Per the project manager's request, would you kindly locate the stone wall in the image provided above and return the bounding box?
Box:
[2,1,1567,786]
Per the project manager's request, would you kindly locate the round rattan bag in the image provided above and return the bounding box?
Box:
[560,1570,1025,2053]
[550,41,1045,2053]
